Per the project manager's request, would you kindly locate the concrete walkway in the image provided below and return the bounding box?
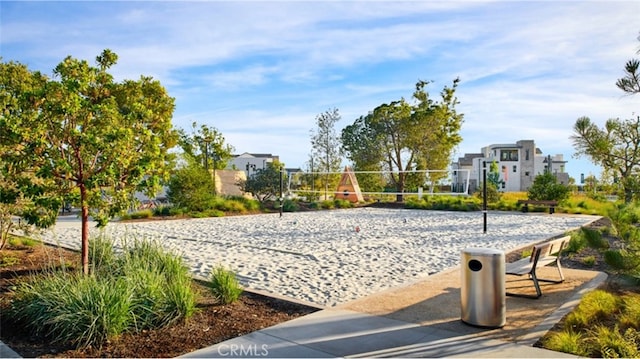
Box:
[181,266,607,358]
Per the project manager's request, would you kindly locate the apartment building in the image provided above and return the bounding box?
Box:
[452,140,569,193]
[226,152,279,177]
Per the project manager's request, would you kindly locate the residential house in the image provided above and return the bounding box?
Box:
[226,153,279,177]
[452,140,568,193]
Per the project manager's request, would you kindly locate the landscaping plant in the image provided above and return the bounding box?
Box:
[209,265,243,304]
[7,236,197,349]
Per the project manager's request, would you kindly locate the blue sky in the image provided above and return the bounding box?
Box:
[1,1,638,182]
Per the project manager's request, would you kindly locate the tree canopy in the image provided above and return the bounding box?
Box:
[178,122,234,172]
[0,50,178,273]
[341,79,463,201]
[238,161,284,203]
[572,34,640,203]
[309,108,343,200]
[572,116,640,203]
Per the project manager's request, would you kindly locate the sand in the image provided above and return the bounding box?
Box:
[40,208,597,307]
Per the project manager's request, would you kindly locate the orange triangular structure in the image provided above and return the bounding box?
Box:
[334,166,364,203]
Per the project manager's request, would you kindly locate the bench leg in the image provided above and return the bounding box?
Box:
[536,261,565,284]
[506,272,543,299]
[549,206,555,214]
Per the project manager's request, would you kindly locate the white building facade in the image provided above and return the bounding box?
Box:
[452,140,569,193]
[226,152,279,177]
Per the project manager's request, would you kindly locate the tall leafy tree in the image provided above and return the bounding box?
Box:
[309,108,343,200]
[0,50,178,274]
[178,122,234,172]
[0,60,56,249]
[572,116,640,203]
[340,114,386,193]
[341,79,463,202]
[572,35,640,203]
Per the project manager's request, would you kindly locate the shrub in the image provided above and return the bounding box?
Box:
[527,172,570,202]
[333,199,353,209]
[7,236,39,248]
[564,232,587,254]
[0,254,20,267]
[319,200,335,209]
[619,293,640,330]
[9,236,197,349]
[209,265,243,304]
[581,255,596,267]
[89,236,117,275]
[542,331,588,356]
[283,199,299,212]
[167,162,216,212]
[121,209,153,220]
[581,227,609,249]
[590,325,639,358]
[153,205,172,217]
[569,290,619,326]
[10,273,133,348]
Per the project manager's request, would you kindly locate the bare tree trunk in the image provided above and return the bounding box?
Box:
[80,186,90,275]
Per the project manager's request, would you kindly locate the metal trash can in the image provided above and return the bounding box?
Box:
[460,248,506,328]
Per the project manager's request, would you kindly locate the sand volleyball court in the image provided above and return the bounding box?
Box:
[43,208,596,307]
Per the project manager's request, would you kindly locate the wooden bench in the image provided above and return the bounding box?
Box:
[505,236,568,299]
[517,200,558,214]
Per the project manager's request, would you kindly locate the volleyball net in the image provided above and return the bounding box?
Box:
[284,168,471,199]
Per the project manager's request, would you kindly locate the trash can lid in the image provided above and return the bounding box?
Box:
[461,247,504,256]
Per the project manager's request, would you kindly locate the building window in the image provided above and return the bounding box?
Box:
[513,165,517,173]
[500,149,518,161]
[525,171,530,177]
[525,149,529,161]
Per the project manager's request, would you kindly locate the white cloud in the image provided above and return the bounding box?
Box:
[2,0,639,180]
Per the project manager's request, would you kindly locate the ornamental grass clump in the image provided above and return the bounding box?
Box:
[209,265,243,304]
[8,236,197,349]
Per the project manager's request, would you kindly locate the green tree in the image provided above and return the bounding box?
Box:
[340,114,386,194]
[487,160,502,189]
[0,60,57,249]
[178,122,234,174]
[527,172,570,202]
[571,116,640,203]
[238,161,285,203]
[341,79,463,202]
[573,35,640,203]
[309,108,343,200]
[616,32,640,94]
[0,50,177,274]
[166,158,216,212]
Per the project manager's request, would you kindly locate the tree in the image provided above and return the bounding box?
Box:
[309,108,343,200]
[0,50,178,274]
[166,158,216,212]
[178,122,234,174]
[340,114,386,194]
[572,116,640,203]
[616,32,640,94]
[572,35,640,203]
[487,160,503,190]
[238,161,285,203]
[527,172,570,202]
[341,79,463,202]
[0,60,58,249]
